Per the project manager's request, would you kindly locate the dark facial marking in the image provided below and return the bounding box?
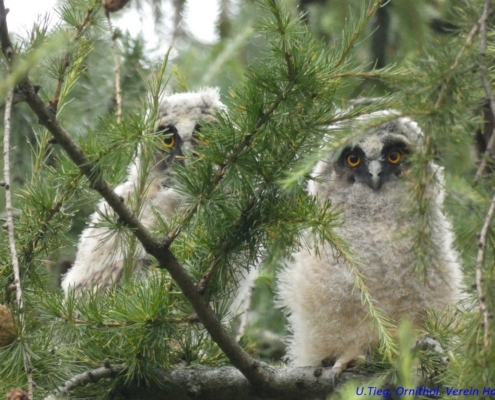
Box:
[335,139,412,190]
[155,124,184,170]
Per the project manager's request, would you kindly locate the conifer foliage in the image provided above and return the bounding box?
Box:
[0,0,494,399]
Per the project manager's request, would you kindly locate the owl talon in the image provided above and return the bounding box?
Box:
[330,365,343,387]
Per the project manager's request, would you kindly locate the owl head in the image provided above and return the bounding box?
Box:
[152,88,224,172]
[309,111,424,197]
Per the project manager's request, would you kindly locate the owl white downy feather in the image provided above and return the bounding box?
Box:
[277,111,463,376]
[62,89,224,295]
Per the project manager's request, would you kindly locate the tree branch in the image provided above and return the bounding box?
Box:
[475,0,495,183]
[0,1,12,60]
[335,0,382,68]
[0,5,33,395]
[105,10,123,124]
[434,7,484,109]
[3,85,20,307]
[475,192,495,352]
[45,364,125,400]
[49,7,95,114]
[370,0,390,69]
[46,365,371,400]
[0,0,272,391]
[23,74,266,381]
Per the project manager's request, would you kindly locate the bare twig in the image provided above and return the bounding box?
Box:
[2,64,34,400]
[335,0,382,68]
[469,13,495,359]
[49,7,95,114]
[3,87,20,306]
[475,0,495,183]
[105,10,123,124]
[434,10,484,109]
[475,192,495,351]
[44,364,125,400]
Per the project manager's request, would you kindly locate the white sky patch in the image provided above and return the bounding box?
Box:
[6,0,220,46]
[183,0,219,44]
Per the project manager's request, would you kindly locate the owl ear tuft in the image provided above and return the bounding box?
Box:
[198,87,226,111]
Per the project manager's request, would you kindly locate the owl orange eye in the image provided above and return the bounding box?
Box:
[346,153,361,167]
[387,150,401,164]
[163,135,175,148]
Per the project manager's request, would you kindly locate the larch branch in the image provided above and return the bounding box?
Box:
[105,10,123,124]
[475,192,495,351]
[475,0,495,183]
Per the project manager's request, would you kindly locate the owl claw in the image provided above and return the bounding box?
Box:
[330,365,343,387]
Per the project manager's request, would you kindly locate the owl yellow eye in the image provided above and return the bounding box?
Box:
[346,153,361,167]
[387,150,401,164]
[163,135,175,148]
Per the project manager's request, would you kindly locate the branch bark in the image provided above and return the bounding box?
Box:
[46,365,125,399]
[475,192,495,352]
[105,10,123,124]
[47,365,371,400]
[475,0,495,183]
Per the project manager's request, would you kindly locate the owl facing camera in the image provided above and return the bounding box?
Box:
[277,111,463,377]
[61,88,224,296]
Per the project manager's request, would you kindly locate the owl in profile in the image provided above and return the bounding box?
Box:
[62,88,224,296]
[277,111,463,376]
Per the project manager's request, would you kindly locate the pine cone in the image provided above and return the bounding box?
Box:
[0,304,15,347]
[103,0,131,12]
[6,388,28,400]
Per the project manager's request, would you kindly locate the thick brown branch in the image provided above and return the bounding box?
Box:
[19,77,273,390]
[0,5,260,382]
[0,0,12,60]
[47,365,370,400]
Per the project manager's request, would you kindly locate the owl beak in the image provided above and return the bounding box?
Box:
[367,160,382,191]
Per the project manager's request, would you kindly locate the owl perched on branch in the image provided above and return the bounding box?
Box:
[277,111,463,376]
[62,88,224,296]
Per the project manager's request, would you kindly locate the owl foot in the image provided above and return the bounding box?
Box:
[415,335,449,365]
[321,357,347,387]
[330,364,344,387]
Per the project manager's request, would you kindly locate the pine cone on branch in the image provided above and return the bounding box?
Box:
[0,304,15,347]
[102,0,130,13]
[6,388,28,400]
